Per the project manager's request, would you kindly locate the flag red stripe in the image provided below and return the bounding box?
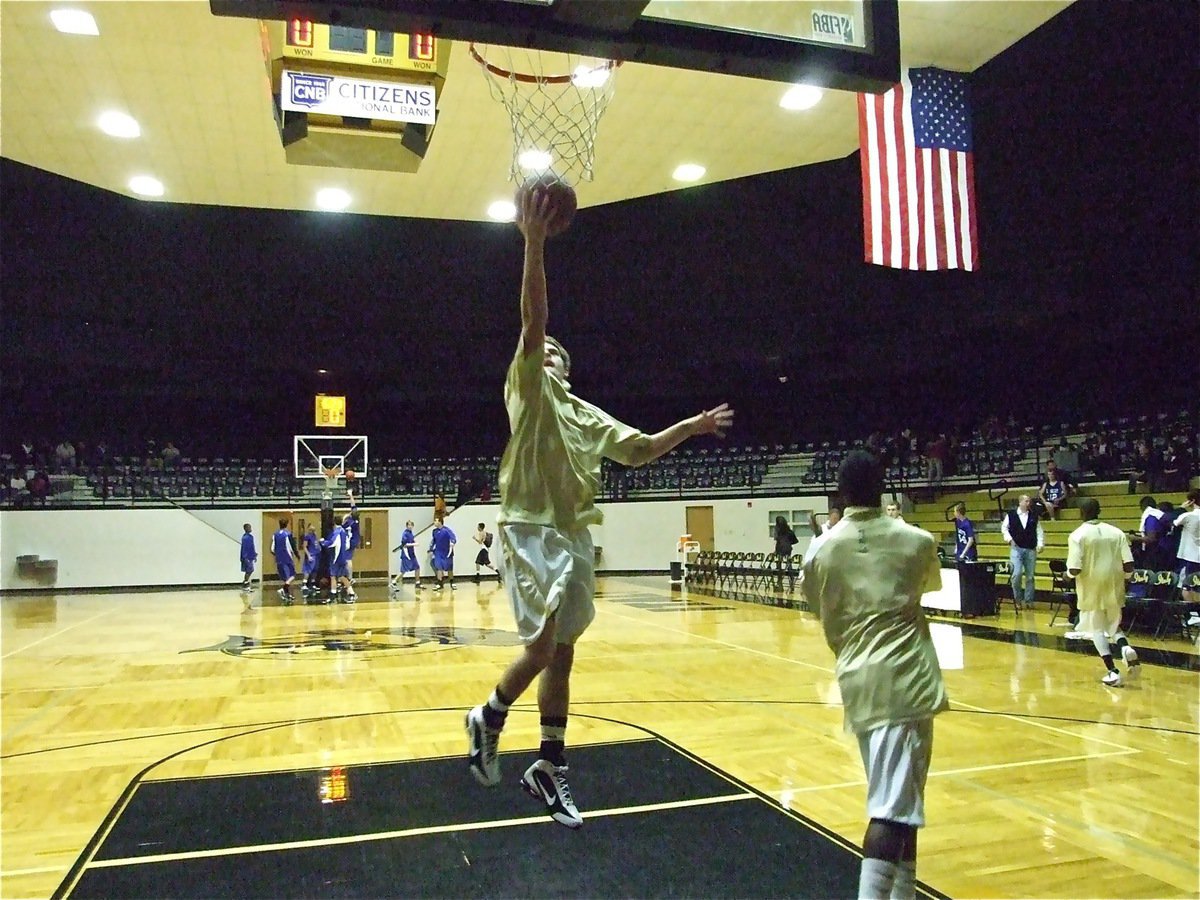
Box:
[857,94,873,265]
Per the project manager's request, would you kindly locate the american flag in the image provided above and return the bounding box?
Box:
[858,67,978,271]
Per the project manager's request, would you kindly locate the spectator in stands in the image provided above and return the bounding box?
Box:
[161,442,181,468]
[8,470,27,505]
[90,441,110,470]
[1160,443,1188,492]
[55,440,76,473]
[1128,440,1161,494]
[1038,461,1072,520]
[1001,494,1044,611]
[19,440,35,469]
[924,434,949,488]
[27,469,51,506]
[1085,433,1118,480]
[885,502,905,523]
[953,503,977,563]
[1052,440,1081,481]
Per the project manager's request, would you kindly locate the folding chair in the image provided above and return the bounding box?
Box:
[1123,569,1154,633]
[993,560,1020,615]
[1047,559,1076,627]
[1152,570,1196,640]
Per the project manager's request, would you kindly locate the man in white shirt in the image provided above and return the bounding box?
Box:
[1171,490,1200,608]
[803,451,946,900]
[885,502,906,523]
[1067,497,1140,687]
[1001,494,1045,611]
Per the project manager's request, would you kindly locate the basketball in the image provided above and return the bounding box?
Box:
[518,177,576,237]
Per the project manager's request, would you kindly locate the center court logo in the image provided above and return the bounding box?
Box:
[183,626,523,659]
[288,72,332,108]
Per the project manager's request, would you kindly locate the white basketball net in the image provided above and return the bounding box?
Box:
[471,45,620,186]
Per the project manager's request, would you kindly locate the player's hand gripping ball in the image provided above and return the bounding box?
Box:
[517,177,577,237]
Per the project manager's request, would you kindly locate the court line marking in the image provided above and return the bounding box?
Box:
[600,604,1139,755]
[948,697,1135,750]
[84,793,754,869]
[1,609,113,659]
[1,865,68,878]
[774,748,1139,795]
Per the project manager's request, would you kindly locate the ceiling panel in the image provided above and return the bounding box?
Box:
[0,1,1072,221]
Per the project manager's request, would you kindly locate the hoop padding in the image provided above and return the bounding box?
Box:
[470,43,621,186]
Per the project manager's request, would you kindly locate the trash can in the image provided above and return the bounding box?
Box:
[958,561,998,617]
[669,561,684,584]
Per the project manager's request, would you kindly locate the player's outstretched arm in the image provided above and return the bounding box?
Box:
[514,184,561,359]
[639,403,735,465]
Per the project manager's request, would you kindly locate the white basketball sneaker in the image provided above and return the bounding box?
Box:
[465,706,501,787]
[521,759,583,829]
[1101,669,1123,687]
[1122,645,1141,682]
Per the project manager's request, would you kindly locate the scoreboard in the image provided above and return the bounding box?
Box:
[315,394,347,429]
[259,18,450,173]
[279,19,443,74]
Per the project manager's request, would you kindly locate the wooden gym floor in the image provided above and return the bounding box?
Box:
[2,576,1197,898]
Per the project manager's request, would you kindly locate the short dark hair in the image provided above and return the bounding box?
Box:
[1079,497,1100,520]
[954,502,967,516]
[278,517,289,528]
[1139,496,1158,510]
[836,450,883,508]
[243,523,252,532]
[478,522,486,530]
[546,335,571,373]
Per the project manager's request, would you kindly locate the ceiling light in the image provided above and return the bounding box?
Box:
[316,188,351,211]
[128,175,164,197]
[518,149,553,172]
[672,163,706,183]
[50,9,98,35]
[571,64,611,88]
[487,200,516,222]
[780,84,823,111]
[97,111,140,139]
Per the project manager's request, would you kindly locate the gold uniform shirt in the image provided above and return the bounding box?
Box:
[1066,520,1133,612]
[498,346,654,531]
[802,507,949,734]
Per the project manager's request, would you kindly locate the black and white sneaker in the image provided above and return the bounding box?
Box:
[465,706,501,786]
[521,759,583,829]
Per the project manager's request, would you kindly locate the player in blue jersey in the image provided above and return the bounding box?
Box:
[430,517,456,591]
[322,515,357,602]
[300,525,320,595]
[343,490,361,583]
[239,523,257,592]
[390,519,423,594]
[272,518,300,604]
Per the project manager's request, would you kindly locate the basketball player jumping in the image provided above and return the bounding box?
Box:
[464,184,734,828]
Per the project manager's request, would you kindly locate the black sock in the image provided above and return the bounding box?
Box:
[1101,654,1116,672]
[539,715,568,766]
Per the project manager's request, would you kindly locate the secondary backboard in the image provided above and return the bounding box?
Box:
[210,0,899,92]
[294,435,369,480]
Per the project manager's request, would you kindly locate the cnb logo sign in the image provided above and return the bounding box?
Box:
[287,72,332,108]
